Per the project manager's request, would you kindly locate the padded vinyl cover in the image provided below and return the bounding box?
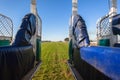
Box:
[12,13,36,46]
[0,45,35,80]
[0,13,36,80]
[112,14,120,35]
[72,15,90,48]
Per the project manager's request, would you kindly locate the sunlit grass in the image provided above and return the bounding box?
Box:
[32,42,75,80]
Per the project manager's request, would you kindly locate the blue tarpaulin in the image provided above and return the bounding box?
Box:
[72,15,90,48]
[112,14,120,35]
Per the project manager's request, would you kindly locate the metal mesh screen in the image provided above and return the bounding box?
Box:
[97,14,111,40]
[0,14,13,40]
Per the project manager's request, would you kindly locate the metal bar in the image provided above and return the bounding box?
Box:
[22,61,42,80]
[72,0,78,16]
[67,61,83,80]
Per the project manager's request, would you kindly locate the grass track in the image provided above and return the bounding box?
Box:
[32,42,75,80]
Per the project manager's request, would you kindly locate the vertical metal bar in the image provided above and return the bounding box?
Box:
[69,0,78,47]
[31,0,37,15]
[30,0,37,54]
[109,0,117,46]
[72,0,78,16]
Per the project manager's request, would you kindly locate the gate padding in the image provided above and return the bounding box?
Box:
[73,48,110,80]
[112,14,120,35]
[80,46,120,80]
[0,45,35,80]
[0,13,36,80]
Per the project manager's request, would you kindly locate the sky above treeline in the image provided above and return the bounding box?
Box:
[0,0,120,41]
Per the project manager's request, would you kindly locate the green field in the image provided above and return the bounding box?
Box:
[32,42,75,80]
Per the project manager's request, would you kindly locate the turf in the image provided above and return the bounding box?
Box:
[32,42,75,80]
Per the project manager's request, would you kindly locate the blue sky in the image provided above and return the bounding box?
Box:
[0,0,120,41]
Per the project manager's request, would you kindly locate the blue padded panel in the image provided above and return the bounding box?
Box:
[80,46,120,80]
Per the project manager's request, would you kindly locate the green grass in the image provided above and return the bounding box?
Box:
[32,42,75,80]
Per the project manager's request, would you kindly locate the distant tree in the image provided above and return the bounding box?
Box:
[64,37,69,42]
[58,41,63,42]
[90,40,93,42]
